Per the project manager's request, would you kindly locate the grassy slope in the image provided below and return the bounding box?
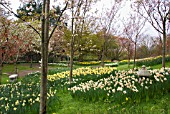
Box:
[1,62,170,113]
[53,62,170,114]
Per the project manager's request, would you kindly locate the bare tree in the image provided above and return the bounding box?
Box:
[122,12,146,68]
[133,0,170,68]
[69,0,98,82]
[97,0,123,67]
[114,37,133,60]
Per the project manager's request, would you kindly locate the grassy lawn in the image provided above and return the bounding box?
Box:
[53,90,170,114]
[1,74,9,84]
[117,61,170,70]
[150,62,170,69]
[2,63,40,73]
[1,63,40,84]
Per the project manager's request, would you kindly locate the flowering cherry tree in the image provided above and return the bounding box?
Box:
[0,21,34,75]
[0,16,10,84]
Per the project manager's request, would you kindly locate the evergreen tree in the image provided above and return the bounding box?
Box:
[17,0,61,26]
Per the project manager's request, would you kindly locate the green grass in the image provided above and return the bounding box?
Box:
[52,91,114,114]
[1,63,40,84]
[117,61,170,70]
[1,74,9,84]
[50,90,170,114]
[117,64,134,70]
[2,63,39,73]
[151,62,170,69]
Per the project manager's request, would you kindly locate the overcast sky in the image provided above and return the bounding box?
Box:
[9,0,113,13]
[6,0,158,37]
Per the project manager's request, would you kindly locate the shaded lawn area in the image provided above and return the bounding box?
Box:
[1,63,73,84]
[1,63,40,84]
[2,63,40,73]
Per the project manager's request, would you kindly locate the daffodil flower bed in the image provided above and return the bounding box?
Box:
[136,55,170,66]
[0,67,116,113]
[0,72,57,114]
[119,55,170,66]
[1,66,170,114]
[105,62,118,67]
[48,62,69,67]
[48,67,117,82]
[68,68,170,103]
[47,67,117,91]
[74,61,101,66]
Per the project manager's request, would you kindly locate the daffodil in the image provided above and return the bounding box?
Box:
[13,107,17,111]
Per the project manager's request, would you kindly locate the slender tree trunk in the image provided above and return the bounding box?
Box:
[133,42,137,69]
[39,0,49,114]
[69,0,74,83]
[127,43,130,68]
[30,53,33,68]
[162,20,166,68]
[77,0,88,62]
[101,43,105,67]
[14,62,18,74]
[15,50,20,74]
[40,0,46,112]
[70,36,74,83]
[0,47,3,84]
[101,33,107,67]
[128,55,130,68]
[0,62,2,85]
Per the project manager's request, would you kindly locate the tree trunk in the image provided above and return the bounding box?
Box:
[70,36,74,83]
[15,49,20,74]
[133,42,137,69]
[101,44,105,67]
[39,0,49,114]
[162,20,166,68]
[128,56,130,68]
[30,54,33,68]
[14,62,18,74]
[101,34,107,67]
[127,43,130,68]
[0,62,2,85]
[69,0,74,83]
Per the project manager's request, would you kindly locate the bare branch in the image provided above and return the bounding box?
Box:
[48,1,68,42]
